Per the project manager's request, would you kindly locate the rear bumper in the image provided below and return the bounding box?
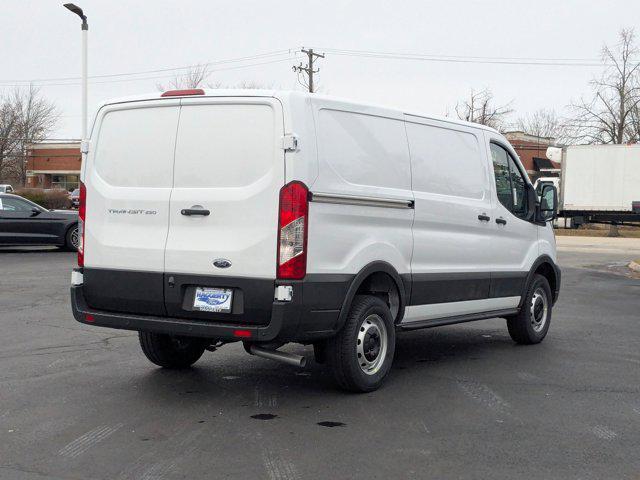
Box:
[70,271,353,343]
[71,284,287,341]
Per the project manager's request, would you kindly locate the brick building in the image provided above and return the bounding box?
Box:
[504,131,561,181]
[26,141,81,190]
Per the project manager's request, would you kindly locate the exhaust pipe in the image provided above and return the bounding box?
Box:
[249,345,307,368]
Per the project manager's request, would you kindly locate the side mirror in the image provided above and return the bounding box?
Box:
[537,184,558,223]
[30,208,41,217]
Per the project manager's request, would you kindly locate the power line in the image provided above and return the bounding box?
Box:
[2,46,621,89]
[320,47,607,63]
[0,50,297,86]
[320,48,617,67]
[0,55,301,88]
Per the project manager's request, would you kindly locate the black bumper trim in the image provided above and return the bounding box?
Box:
[71,285,285,341]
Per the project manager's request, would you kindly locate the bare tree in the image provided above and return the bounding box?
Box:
[515,109,568,143]
[455,88,513,130]
[628,101,640,143]
[156,64,211,91]
[0,96,20,182]
[156,65,273,91]
[234,80,275,89]
[1,85,58,185]
[567,28,640,144]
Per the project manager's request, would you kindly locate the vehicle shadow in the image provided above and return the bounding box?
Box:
[125,322,519,406]
[0,246,64,254]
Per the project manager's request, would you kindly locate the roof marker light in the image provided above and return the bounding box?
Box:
[161,89,205,97]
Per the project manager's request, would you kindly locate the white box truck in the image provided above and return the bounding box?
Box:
[537,144,640,227]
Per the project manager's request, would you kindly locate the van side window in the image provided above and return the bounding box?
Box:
[490,143,528,219]
[405,120,485,200]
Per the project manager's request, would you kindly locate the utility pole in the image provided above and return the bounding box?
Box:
[292,48,324,93]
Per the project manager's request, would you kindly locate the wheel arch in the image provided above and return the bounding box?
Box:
[336,261,408,331]
[520,255,560,307]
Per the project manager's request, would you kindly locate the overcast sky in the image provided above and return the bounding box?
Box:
[3,0,639,139]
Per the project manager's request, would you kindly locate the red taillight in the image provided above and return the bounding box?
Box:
[78,182,86,267]
[160,89,205,97]
[277,181,309,280]
[84,313,94,322]
[233,329,252,338]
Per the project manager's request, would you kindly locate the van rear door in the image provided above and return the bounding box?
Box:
[163,98,285,323]
[82,100,180,315]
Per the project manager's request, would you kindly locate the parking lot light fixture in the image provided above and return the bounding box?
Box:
[63,3,88,140]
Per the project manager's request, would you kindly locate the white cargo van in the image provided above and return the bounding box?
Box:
[71,89,560,392]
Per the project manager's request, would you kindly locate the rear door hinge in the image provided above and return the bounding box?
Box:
[281,134,299,152]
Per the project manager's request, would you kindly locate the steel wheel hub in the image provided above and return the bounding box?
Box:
[356,314,388,375]
[530,288,548,333]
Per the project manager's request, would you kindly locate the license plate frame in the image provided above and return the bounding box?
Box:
[193,287,233,313]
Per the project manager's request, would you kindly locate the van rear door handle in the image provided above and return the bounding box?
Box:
[496,217,507,225]
[181,208,210,216]
[477,214,490,222]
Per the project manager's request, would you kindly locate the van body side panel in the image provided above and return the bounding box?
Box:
[305,103,414,286]
[404,116,499,321]
[538,223,557,264]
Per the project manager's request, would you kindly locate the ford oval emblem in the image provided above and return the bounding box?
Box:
[213,258,232,269]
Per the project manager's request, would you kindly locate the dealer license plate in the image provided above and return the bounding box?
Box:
[193,287,233,313]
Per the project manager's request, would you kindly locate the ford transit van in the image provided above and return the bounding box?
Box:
[71,89,560,392]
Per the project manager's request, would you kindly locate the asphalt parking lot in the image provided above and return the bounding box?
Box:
[1,241,639,480]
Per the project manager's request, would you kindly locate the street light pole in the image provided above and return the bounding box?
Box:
[63,3,88,140]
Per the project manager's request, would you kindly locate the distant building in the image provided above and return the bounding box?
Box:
[26,141,81,190]
[504,131,561,181]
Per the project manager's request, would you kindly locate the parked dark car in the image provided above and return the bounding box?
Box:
[69,188,80,209]
[0,193,79,250]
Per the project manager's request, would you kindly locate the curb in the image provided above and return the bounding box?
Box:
[629,261,640,273]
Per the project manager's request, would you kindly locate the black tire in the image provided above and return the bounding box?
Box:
[63,224,79,252]
[313,340,328,364]
[327,295,396,392]
[138,332,206,369]
[506,274,552,345]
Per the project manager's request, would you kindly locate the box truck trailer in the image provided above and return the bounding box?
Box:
[536,144,640,227]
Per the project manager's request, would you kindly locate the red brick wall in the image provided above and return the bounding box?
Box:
[508,139,550,173]
[26,147,81,172]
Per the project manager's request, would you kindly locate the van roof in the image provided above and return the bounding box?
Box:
[98,89,500,134]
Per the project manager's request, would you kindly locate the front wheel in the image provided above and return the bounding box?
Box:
[327,295,396,392]
[506,274,552,344]
[139,332,206,369]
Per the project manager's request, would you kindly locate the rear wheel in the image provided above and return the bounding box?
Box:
[506,274,552,344]
[327,295,396,392]
[138,332,206,368]
[64,224,79,251]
